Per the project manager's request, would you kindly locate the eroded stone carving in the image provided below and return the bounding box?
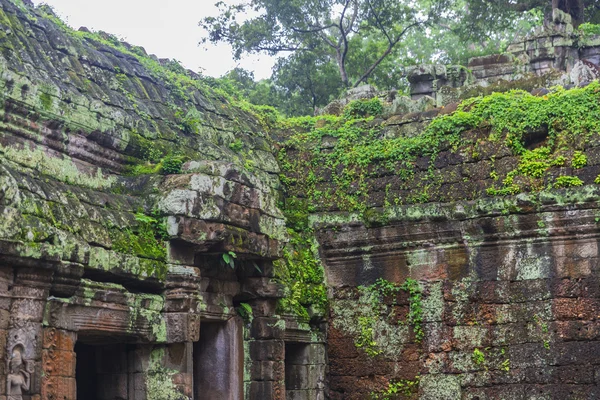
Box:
[7,344,32,400]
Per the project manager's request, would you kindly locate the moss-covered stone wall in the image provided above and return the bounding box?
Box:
[278,78,600,399]
[0,1,327,399]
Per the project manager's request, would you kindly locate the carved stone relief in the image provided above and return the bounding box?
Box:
[7,344,33,400]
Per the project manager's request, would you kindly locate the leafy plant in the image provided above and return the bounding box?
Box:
[343,98,384,119]
[356,316,382,357]
[161,154,186,175]
[400,278,424,342]
[370,377,420,399]
[222,251,237,269]
[578,22,600,37]
[554,175,584,188]
[472,348,485,366]
[274,227,327,319]
[176,108,202,134]
[572,151,587,169]
[236,302,253,323]
[229,139,244,152]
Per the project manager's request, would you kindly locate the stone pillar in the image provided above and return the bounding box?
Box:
[247,337,285,400]
[41,328,76,400]
[0,267,13,399]
[160,266,201,400]
[6,267,54,400]
[285,343,327,400]
[245,301,285,400]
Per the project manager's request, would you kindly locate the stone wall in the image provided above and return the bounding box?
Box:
[0,0,325,399]
[317,193,600,399]
[5,0,600,399]
[279,24,600,397]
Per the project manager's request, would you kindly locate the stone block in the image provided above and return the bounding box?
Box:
[43,328,75,351]
[285,364,310,390]
[327,338,359,360]
[42,349,76,377]
[249,340,284,361]
[553,298,600,320]
[250,317,284,340]
[41,376,76,400]
[9,298,46,322]
[164,342,192,372]
[248,381,285,400]
[250,360,285,381]
[285,343,326,365]
[419,374,461,399]
[286,389,325,400]
[165,312,199,343]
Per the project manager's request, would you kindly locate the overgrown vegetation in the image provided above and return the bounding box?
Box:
[274,225,328,320]
[280,83,600,214]
[110,212,170,279]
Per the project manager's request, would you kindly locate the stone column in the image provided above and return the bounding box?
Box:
[41,328,76,400]
[6,267,54,400]
[0,266,13,398]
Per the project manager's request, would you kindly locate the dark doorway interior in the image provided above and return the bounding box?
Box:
[75,342,98,400]
[75,341,130,400]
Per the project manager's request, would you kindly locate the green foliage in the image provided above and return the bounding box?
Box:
[229,139,243,152]
[554,175,584,188]
[161,154,186,175]
[280,83,600,211]
[201,0,447,88]
[356,316,382,356]
[273,51,345,115]
[221,251,237,269]
[236,302,253,323]
[354,278,424,356]
[400,278,424,342]
[572,151,588,168]
[343,98,384,119]
[274,228,327,319]
[472,348,486,366]
[110,212,169,279]
[578,22,600,36]
[39,91,53,111]
[488,146,566,195]
[176,108,202,134]
[500,355,511,372]
[370,378,420,400]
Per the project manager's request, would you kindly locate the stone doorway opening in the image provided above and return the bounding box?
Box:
[285,342,325,399]
[74,342,97,400]
[193,318,243,400]
[74,341,130,400]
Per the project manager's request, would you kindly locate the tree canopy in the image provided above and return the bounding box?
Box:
[203,0,600,116]
[201,0,447,88]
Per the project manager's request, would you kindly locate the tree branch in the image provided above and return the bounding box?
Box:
[353,21,420,87]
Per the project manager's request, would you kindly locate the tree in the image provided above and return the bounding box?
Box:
[200,0,447,88]
[272,51,344,115]
[459,0,600,32]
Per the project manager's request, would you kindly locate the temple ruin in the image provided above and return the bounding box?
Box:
[1,0,600,398]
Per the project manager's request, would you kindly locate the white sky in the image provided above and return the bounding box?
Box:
[30,0,276,79]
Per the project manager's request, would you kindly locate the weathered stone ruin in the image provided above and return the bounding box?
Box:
[0,1,325,398]
[3,0,600,398]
